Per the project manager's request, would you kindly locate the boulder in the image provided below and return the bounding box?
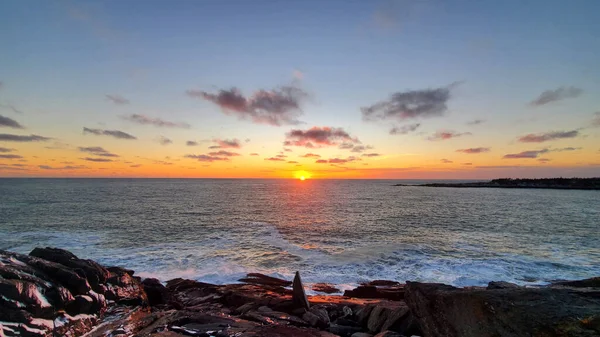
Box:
[303,307,330,329]
[142,278,172,306]
[293,271,310,310]
[345,285,404,301]
[313,283,341,294]
[239,273,292,287]
[552,277,600,288]
[328,323,363,336]
[487,281,520,289]
[405,281,600,337]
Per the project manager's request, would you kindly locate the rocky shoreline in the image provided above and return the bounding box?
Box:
[394,178,600,190]
[1,248,599,337]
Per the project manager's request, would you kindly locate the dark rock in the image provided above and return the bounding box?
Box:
[405,281,600,337]
[239,273,292,287]
[293,271,310,310]
[345,285,378,298]
[15,254,91,295]
[345,285,404,301]
[362,280,402,287]
[105,267,148,305]
[30,247,110,293]
[303,306,330,329]
[67,295,94,314]
[355,304,375,326]
[328,323,364,336]
[373,331,403,337]
[142,278,172,306]
[552,277,600,288]
[351,333,374,337]
[367,305,392,332]
[313,283,341,294]
[487,281,520,289]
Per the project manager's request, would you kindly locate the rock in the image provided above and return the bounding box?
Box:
[351,333,374,337]
[67,295,94,314]
[362,281,402,287]
[367,305,392,332]
[373,331,403,337]
[405,281,600,337]
[355,304,375,326]
[552,277,600,288]
[142,278,172,306]
[328,323,363,336]
[487,281,520,289]
[345,285,404,301]
[313,283,341,294]
[293,271,310,310]
[105,266,148,305]
[239,273,292,287]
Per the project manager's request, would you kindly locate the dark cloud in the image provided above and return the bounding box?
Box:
[553,147,580,152]
[0,154,23,159]
[250,153,259,156]
[186,141,198,146]
[83,127,137,140]
[78,146,119,157]
[208,150,240,157]
[440,159,453,163]
[315,159,327,164]
[39,165,87,170]
[390,123,421,135]
[301,153,321,158]
[185,154,229,162]
[538,158,551,163]
[362,85,455,122]
[284,126,360,148]
[462,162,473,166]
[265,157,285,161]
[187,85,308,126]
[466,119,485,126]
[362,153,381,157]
[82,157,113,162]
[0,134,51,142]
[338,142,355,150]
[427,130,472,141]
[0,104,24,114]
[530,86,583,106]
[123,114,190,128]
[106,94,130,105]
[0,147,14,153]
[209,138,241,149]
[518,130,579,143]
[156,136,172,145]
[503,149,549,159]
[0,114,24,129]
[456,147,490,154]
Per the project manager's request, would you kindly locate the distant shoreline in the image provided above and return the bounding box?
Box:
[394,177,600,190]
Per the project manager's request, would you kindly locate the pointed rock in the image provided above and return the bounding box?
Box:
[292,271,310,310]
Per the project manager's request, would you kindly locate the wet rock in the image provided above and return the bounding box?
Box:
[142,278,172,306]
[328,323,363,336]
[373,331,403,337]
[552,277,600,288]
[487,281,520,289]
[67,295,94,314]
[313,283,341,294]
[303,306,330,329]
[239,273,292,287]
[345,285,404,301]
[105,266,148,305]
[292,271,310,310]
[362,280,402,287]
[351,333,374,337]
[405,281,600,337]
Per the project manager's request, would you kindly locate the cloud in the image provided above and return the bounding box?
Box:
[440,159,453,163]
[0,134,51,142]
[362,153,381,157]
[283,148,292,152]
[208,150,240,157]
[284,126,360,148]
[362,84,456,122]
[456,147,490,154]
[39,165,87,170]
[275,154,287,158]
[338,142,355,150]
[156,136,172,145]
[466,119,485,126]
[82,157,113,162]
[0,114,24,129]
[552,147,580,152]
[187,85,308,126]
[186,141,198,146]
[123,114,190,128]
[538,158,551,163]
[250,153,259,156]
[0,154,23,159]
[591,112,600,127]
[390,123,421,135]
[106,94,130,105]
[427,130,472,141]
[288,161,298,164]
[209,138,241,149]
[315,157,360,164]
[130,164,142,168]
[462,162,473,166]
[503,149,549,159]
[315,159,327,164]
[78,146,119,157]
[529,86,583,106]
[0,104,24,114]
[185,154,229,162]
[301,153,321,158]
[265,157,285,161]
[83,127,137,140]
[517,130,579,143]
[0,147,14,153]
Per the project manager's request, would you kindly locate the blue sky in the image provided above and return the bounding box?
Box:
[0,0,599,178]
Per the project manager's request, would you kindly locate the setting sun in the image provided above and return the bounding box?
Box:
[300,176,306,181]
[294,171,311,180]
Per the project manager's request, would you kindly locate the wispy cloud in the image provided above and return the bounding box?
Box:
[362,153,381,157]
[106,94,130,105]
[466,119,485,126]
[209,138,241,149]
[265,157,285,161]
[156,136,172,145]
[503,149,549,159]
[456,147,490,154]
[518,130,579,143]
[78,146,119,157]
[529,86,583,106]
[284,126,360,148]
[362,83,458,122]
[83,127,137,140]
[184,154,230,162]
[390,123,421,135]
[591,112,600,127]
[250,153,259,156]
[427,130,472,141]
[440,158,453,163]
[122,114,190,128]
[130,164,142,168]
[82,157,113,162]
[187,85,308,126]
[0,154,23,159]
[315,156,360,164]
[0,147,14,153]
[300,153,321,158]
[39,165,87,170]
[0,114,25,129]
[208,150,240,157]
[0,104,24,114]
[0,134,51,142]
[288,161,298,164]
[186,141,198,146]
[538,158,551,163]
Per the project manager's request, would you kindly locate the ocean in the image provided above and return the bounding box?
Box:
[1,178,599,291]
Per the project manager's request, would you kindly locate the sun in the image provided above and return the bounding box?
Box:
[300,176,306,181]
[294,170,311,180]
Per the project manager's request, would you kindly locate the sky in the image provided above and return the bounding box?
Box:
[0,0,599,179]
